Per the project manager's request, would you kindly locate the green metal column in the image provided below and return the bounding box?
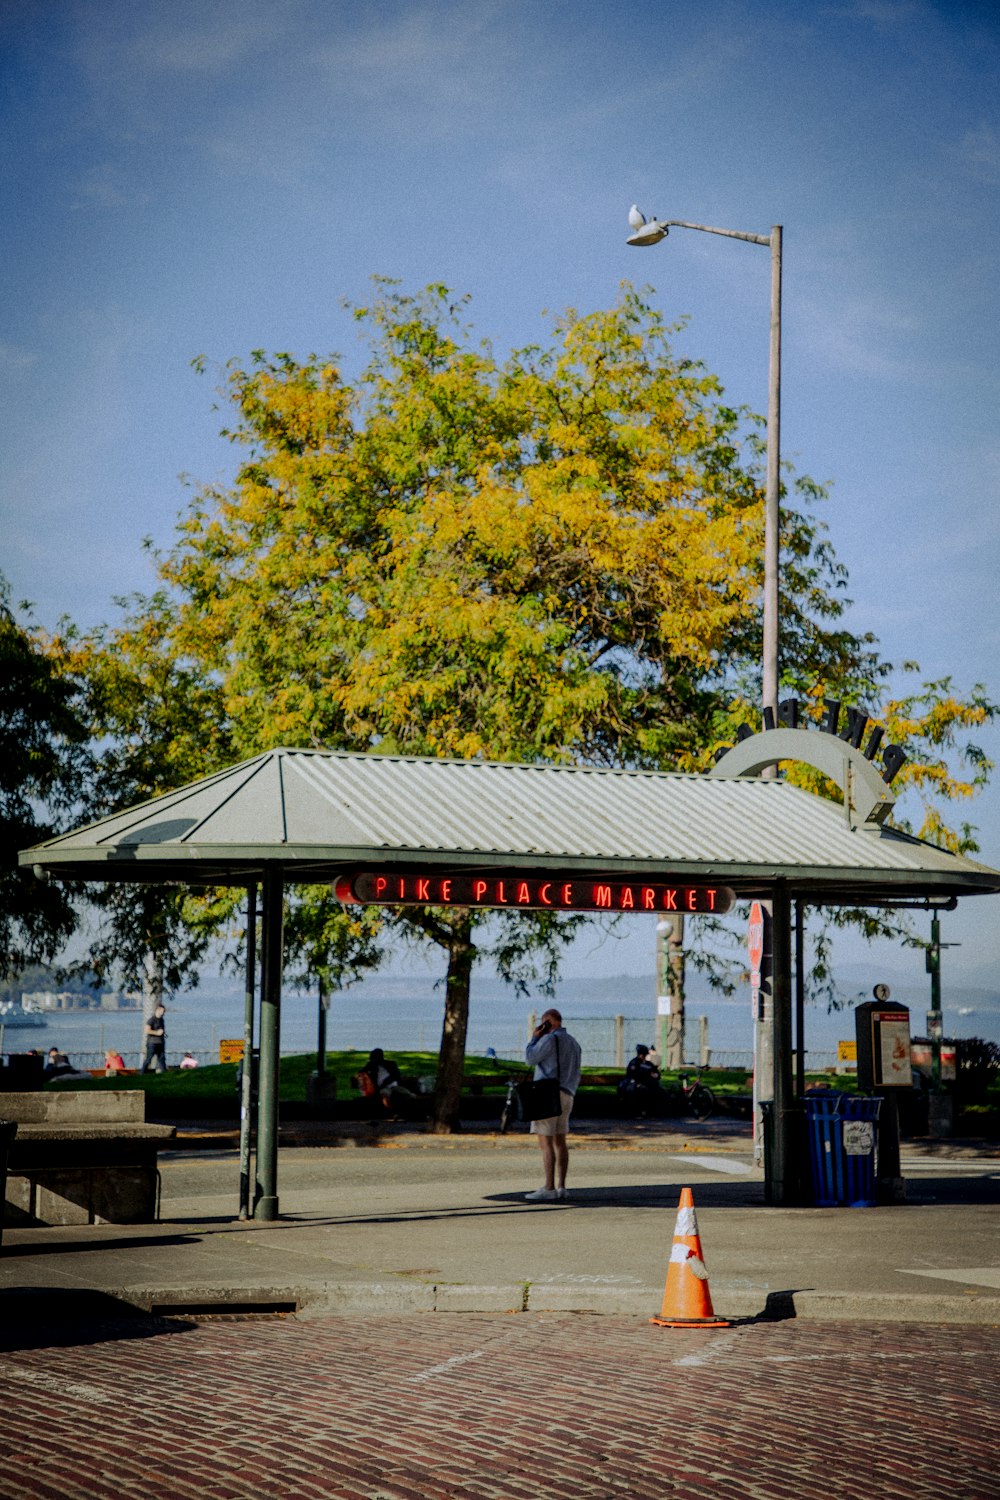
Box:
[238,883,257,1220]
[794,901,805,1099]
[769,881,794,1204]
[254,864,284,1221]
[316,976,327,1074]
[928,913,942,1089]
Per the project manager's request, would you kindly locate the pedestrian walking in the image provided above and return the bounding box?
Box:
[523,1008,582,1202]
[141,1004,167,1073]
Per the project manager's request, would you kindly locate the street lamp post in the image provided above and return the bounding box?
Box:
[628,210,790,1194]
[626,212,782,719]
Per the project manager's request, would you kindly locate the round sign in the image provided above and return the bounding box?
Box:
[873,982,891,1001]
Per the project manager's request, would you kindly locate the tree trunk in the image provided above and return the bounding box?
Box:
[665,913,685,1069]
[430,912,474,1133]
[142,949,164,1066]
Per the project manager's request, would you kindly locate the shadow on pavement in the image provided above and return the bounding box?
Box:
[486,1182,767,1209]
[0,1289,199,1352]
[2,1231,204,1259]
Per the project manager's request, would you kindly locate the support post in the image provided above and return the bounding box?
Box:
[254,865,284,1221]
[698,1015,710,1068]
[614,1014,625,1070]
[752,902,773,1169]
[794,901,805,1098]
[238,883,257,1221]
[769,882,794,1204]
[762,224,782,723]
[929,913,942,1090]
[316,976,327,1075]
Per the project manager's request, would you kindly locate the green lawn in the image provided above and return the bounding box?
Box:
[47,1051,851,1106]
[49,1050,529,1104]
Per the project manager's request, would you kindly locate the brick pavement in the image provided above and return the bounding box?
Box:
[1,1311,998,1499]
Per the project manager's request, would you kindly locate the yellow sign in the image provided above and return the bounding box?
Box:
[837,1040,857,1062]
[219,1038,245,1065]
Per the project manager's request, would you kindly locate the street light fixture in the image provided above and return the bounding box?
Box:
[630,208,786,1170]
[626,208,782,720]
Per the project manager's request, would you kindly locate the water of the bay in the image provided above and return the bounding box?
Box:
[8,972,834,1072]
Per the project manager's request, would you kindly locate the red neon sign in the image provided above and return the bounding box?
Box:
[335,872,734,915]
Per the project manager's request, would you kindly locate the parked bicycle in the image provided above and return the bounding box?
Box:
[618,1069,715,1120]
[498,1076,528,1133]
[672,1070,715,1120]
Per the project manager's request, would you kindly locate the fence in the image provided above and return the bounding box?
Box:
[8,1039,844,1076]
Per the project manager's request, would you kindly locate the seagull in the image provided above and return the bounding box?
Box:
[628,203,646,230]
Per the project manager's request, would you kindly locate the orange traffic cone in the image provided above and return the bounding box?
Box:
[650,1187,730,1329]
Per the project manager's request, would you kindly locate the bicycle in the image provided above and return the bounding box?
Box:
[618,1070,715,1121]
[498,1076,528,1133]
[674,1071,715,1120]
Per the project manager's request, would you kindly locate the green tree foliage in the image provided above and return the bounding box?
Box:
[0,576,89,978]
[67,284,995,1114]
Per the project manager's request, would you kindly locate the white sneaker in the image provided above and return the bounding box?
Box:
[556,1187,568,1199]
[524,1188,558,1201]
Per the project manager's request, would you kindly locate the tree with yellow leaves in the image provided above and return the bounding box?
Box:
[66,282,995,1125]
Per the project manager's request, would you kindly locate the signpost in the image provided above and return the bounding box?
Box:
[748,900,769,1168]
[837,1039,858,1075]
[856,989,910,1201]
[748,901,765,1021]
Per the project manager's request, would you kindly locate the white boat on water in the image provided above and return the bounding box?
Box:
[0,1003,47,1029]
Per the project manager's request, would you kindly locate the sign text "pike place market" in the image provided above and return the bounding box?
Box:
[336,872,734,915]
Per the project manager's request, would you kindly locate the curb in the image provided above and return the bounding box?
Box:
[29,1279,1000,1327]
[169,1126,759,1154]
[166,1122,999,1158]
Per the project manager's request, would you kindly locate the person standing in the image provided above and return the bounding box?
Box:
[141,1004,167,1073]
[524,1008,582,1202]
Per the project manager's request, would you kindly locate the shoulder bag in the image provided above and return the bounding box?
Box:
[517,1032,563,1120]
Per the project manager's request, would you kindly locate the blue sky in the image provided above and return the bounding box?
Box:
[2,0,999,1020]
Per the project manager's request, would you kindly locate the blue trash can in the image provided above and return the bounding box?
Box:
[804,1093,881,1207]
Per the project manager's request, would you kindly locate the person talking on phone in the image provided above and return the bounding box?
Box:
[523,1008,582,1202]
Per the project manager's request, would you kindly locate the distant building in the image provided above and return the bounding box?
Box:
[21,990,141,1013]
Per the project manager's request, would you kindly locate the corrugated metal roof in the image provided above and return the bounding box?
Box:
[21,746,1000,902]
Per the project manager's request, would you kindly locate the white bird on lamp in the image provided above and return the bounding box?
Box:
[628,203,646,230]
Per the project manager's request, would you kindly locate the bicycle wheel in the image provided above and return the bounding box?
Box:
[688,1084,715,1121]
[499,1088,521,1133]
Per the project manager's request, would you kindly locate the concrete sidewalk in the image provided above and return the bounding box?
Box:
[3,1121,999,1328]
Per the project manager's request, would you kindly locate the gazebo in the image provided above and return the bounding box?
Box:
[22,728,1000,1211]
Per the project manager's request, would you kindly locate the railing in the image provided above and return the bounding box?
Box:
[33,1050,214,1073]
[10,1042,846,1076]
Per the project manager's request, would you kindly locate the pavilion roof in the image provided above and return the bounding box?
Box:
[21,747,1000,906]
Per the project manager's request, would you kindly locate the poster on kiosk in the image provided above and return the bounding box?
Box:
[855,986,911,1090]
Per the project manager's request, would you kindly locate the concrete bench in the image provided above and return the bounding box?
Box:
[0,1090,176,1227]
